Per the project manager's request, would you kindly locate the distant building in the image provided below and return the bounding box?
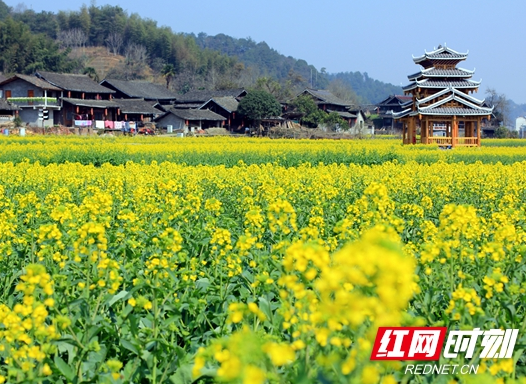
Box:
[199,96,243,131]
[291,88,367,131]
[375,95,412,131]
[516,117,526,138]
[154,107,226,132]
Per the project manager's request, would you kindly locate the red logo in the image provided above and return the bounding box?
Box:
[371,327,447,360]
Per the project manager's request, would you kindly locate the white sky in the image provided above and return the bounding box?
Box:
[14,0,526,103]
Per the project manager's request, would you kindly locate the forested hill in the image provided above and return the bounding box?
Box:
[0,1,401,103]
[194,33,402,104]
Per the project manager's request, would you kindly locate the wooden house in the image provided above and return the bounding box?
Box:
[113,99,162,122]
[35,71,116,126]
[154,107,225,132]
[394,45,492,146]
[0,74,62,127]
[99,79,178,105]
[376,95,413,131]
[198,96,243,131]
[292,88,366,130]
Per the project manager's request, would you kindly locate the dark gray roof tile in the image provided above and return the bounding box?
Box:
[114,99,162,114]
[36,71,114,94]
[201,96,238,112]
[61,97,118,108]
[303,89,353,107]
[101,79,177,100]
[0,74,62,91]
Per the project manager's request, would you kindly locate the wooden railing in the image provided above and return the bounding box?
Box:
[454,137,479,146]
[427,137,452,146]
[426,137,479,146]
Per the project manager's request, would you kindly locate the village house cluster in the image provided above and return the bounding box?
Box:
[0,71,369,135]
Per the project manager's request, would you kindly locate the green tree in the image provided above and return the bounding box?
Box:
[238,90,282,130]
[0,0,10,20]
[83,66,99,82]
[291,94,326,127]
[161,63,176,89]
[494,126,511,139]
[322,112,347,132]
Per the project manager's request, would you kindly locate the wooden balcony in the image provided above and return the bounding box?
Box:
[7,97,59,108]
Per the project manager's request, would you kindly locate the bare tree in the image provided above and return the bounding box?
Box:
[486,88,511,128]
[121,43,149,80]
[106,32,123,56]
[57,28,87,49]
[328,78,360,105]
[125,43,148,66]
[71,28,87,48]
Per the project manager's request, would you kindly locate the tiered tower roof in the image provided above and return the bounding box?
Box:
[412,45,469,68]
[394,45,492,119]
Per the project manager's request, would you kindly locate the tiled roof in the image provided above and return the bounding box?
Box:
[419,92,488,111]
[413,46,468,64]
[403,79,481,91]
[327,109,356,119]
[418,87,484,106]
[202,96,239,112]
[174,103,202,109]
[61,97,118,108]
[100,79,177,100]
[36,71,115,94]
[417,107,493,116]
[158,108,226,121]
[408,68,474,81]
[114,99,162,114]
[0,74,62,91]
[394,106,492,118]
[302,89,353,107]
[175,88,246,103]
[376,95,412,106]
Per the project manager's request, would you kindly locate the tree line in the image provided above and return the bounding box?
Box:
[0,1,402,103]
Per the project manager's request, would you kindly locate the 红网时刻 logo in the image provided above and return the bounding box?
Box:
[370,327,519,375]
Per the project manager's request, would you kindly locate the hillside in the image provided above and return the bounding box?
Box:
[0,1,402,103]
[194,33,402,104]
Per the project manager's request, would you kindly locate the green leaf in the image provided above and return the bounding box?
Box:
[55,354,75,381]
[195,278,210,292]
[258,297,272,322]
[107,290,129,307]
[169,364,194,384]
[121,339,139,355]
